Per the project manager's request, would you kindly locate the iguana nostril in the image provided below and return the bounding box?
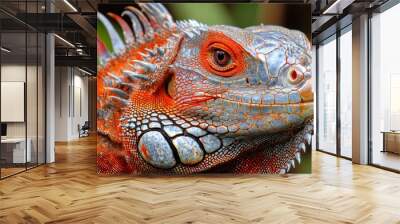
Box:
[290,70,298,80]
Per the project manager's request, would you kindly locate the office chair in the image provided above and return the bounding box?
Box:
[79,121,90,138]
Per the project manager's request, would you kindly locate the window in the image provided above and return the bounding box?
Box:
[370,3,400,171]
[339,28,352,158]
[0,1,47,179]
[317,36,337,154]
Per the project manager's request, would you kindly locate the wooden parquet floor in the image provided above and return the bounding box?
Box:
[0,136,400,224]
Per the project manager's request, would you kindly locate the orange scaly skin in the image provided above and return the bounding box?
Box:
[97,32,176,173]
[97,3,314,175]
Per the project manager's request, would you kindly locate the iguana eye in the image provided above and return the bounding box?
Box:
[213,48,231,67]
[200,32,246,77]
[208,47,234,73]
[206,43,235,74]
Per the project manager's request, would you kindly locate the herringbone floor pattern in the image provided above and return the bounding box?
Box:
[0,136,400,224]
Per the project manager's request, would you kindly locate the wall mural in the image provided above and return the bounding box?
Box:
[97,3,313,175]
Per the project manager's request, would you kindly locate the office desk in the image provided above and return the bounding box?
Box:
[1,138,31,163]
[382,131,400,154]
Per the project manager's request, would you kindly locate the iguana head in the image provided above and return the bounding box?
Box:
[169,23,313,135]
[97,3,313,174]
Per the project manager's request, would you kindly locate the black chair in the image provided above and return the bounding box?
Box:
[79,121,90,138]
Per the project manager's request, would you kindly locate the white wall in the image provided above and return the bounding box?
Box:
[1,65,33,138]
[1,63,46,164]
[72,73,89,138]
[55,66,70,141]
[54,67,89,141]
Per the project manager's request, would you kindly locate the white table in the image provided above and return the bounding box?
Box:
[1,138,31,163]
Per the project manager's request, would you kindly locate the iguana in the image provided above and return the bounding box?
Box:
[97,3,313,175]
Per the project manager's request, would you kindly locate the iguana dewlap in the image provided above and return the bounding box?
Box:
[97,3,313,174]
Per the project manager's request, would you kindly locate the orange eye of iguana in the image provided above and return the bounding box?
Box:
[200,32,246,77]
[206,43,236,73]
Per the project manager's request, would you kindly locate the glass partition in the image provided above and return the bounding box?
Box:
[27,30,38,169]
[339,28,352,158]
[0,31,28,177]
[0,1,46,179]
[371,3,400,171]
[317,36,337,154]
[38,32,45,165]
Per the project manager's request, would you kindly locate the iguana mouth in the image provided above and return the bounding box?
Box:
[218,80,314,107]
[219,97,313,108]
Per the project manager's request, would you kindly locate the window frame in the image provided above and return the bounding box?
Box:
[315,24,353,160]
